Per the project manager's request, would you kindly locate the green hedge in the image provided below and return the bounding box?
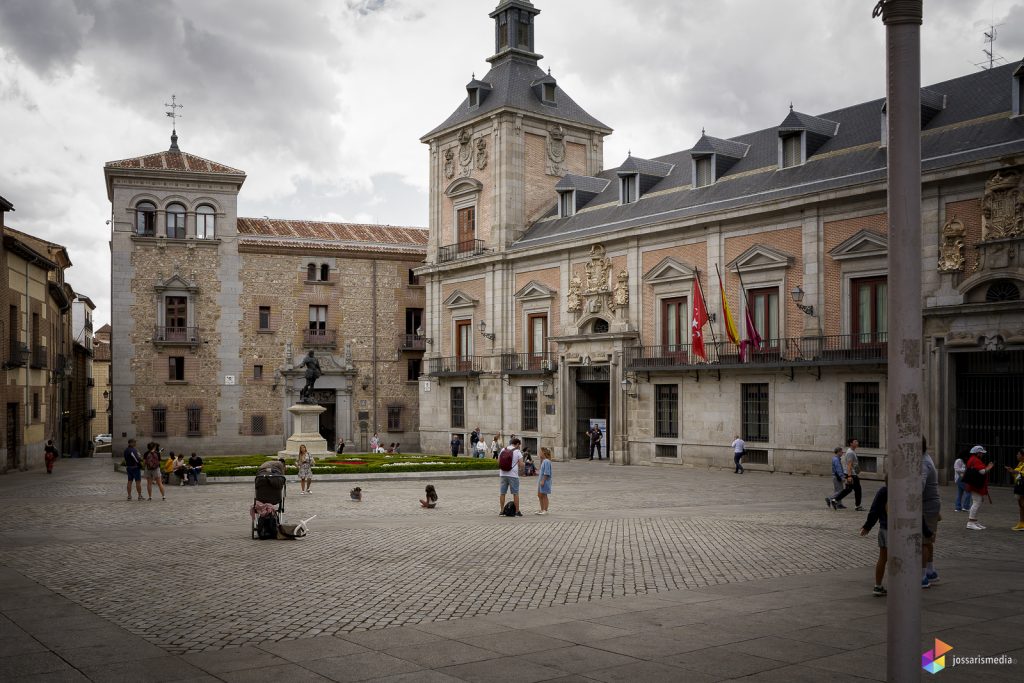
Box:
[201,453,498,477]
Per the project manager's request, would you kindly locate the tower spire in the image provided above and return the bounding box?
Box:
[488,0,541,64]
[164,94,184,152]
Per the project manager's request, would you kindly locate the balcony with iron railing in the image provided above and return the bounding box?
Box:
[304,329,338,349]
[426,355,481,377]
[438,239,487,264]
[30,345,48,369]
[5,341,27,368]
[501,352,558,375]
[398,333,427,352]
[624,333,888,371]
[153,326,202,347]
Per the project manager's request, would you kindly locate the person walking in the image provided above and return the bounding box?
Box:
[336,438,346,456]
[470,427,480,453]
[829,438,864,511]
[828,447,847,508]
[1004,447,1024,531]
[297,444,314,495]
[490,434,502,459]
[964,445,995,530]
[588,424,603,460]
[143,443,165,501]
[450,434,462,458]
[731,435,745,474]
[123,439,143,501]
[43,439,59,474]
[498,437,524,516]
[535,446,553,515]
[921,439,941,588]
[859,482,889,596]
[953,453,972,512]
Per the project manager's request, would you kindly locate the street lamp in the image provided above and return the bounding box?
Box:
[790,285,815,316]
[415,325,433,345]
[478,320,496,341]
[620,377,636,398]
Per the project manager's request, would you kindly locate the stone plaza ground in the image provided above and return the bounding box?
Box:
[0,457,1021,682]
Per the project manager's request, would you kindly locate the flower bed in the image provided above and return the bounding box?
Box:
[201,453,497,477]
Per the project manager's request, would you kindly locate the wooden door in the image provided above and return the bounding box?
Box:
[455,319,472,371]
[456,207,475,251]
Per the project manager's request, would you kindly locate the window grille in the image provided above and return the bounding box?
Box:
[741,383,770,442]
[655,384,679,438]
[251,414,266,436]
[521,386,538,431]
[846,382,880,448]
[186,405,201,436]
[152,407,167,437]
[450,387,465,428]
[985,281,1020,302]
[388,406,402,431]
[655,444,678,458]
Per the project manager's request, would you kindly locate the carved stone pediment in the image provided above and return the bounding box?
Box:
[829,230,888,261]
[154,268,199,293]
[443,290,479,309]
[514,281,555,301]
[729,244,795,272]
[643,257,696,284]
[981,169,1023,241]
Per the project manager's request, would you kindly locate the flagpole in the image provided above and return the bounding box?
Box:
[733,262,763,351]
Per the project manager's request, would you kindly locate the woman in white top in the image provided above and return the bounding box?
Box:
[953,455,971,512]
[490,434,502,459]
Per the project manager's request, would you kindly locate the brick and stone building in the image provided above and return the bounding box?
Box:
[70,294,96,456]
[92,323,111,437]
[105,135,427,457]
[416,0,1024,482]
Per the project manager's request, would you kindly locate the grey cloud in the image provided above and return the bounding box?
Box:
[0,0,93,76]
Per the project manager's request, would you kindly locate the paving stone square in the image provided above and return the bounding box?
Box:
[1,458,1022,681]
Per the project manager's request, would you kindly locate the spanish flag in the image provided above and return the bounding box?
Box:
[716,265,741,347]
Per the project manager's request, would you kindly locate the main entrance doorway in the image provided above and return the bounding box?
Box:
[574,366,610,459]
[954,351,1024,487]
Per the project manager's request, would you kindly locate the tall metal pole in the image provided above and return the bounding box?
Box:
[878,1,924,680]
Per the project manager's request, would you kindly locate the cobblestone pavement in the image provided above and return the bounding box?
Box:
[1,457,1022,682]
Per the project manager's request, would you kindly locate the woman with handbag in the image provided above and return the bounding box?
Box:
[1004,448,1024,531]
[964,445,995,530]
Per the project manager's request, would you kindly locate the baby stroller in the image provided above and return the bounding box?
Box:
[251,473,286,540]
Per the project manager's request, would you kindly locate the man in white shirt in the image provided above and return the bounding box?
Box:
[499,437,525,517]
[731,435,745,474]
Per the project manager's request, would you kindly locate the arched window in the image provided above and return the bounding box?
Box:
[593,319,610,333]
[307,263,317,281]
[166,203,186,239]
[196,205,215,239]
[136,201,156,236]
[985,280,1021,302]
[320,264,330,281]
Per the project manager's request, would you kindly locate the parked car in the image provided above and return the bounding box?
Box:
[94,434,112,445]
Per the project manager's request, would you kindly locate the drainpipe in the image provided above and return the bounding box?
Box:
[22,252,35,470]
[877,1,923,680]
[371,259,378,434]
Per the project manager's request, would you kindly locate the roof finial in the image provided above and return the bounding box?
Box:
[789,102,794,111]
[701,126,706,135]
[165,94,184,152]
[472,72,476,79]
[548,67,552,75]
[627,149,632,157]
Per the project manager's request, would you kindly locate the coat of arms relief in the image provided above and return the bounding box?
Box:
[567,245,629,323]
[972,169,1024,274]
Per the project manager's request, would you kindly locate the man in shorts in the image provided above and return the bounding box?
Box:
[921,438,941,588]
[499,437,524,517]
[123,439,143,501]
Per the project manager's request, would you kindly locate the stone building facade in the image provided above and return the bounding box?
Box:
[105,139,427,457]
[92,324,111,437]
[416,1,1024,482]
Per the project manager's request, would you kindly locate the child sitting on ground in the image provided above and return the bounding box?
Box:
[350,487,362,501]
[523,450,536,476]
[420,484,438,509]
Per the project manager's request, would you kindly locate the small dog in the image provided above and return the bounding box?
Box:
[350,487,362,501]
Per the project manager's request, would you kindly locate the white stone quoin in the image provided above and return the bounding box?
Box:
[278,403,331,460]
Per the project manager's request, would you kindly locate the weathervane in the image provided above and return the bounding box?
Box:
[164,94,183,151]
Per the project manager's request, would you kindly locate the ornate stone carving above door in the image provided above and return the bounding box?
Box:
[568,245,629,324]
[981,169,1023,241]
[937,215,965,272]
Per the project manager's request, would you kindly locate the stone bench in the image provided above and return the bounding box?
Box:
[165,472,207,486]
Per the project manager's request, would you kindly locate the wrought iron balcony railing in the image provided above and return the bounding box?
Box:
[304,329,338,348]
[153,326,202,347]
[30,345,48,369]
[398,333,426,351]
[6,342,27,368]
[625,333,888,370]
[438,239,487,264]
[426,355,480,376]
[501,352,558,375]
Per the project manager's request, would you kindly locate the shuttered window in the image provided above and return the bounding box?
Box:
[695,157,713,187]
[782,134,802,168]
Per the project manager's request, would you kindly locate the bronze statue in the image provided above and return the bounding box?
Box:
[297,350,322,404]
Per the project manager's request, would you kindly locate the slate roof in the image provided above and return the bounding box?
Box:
[422,56,611,139]
[515,61,1024,251]
[105,149,245,176]
[617,155,674,177]
[237,218,428,255]
[691,133,750,159]
[778,109,840,137]
[556,174,610,195]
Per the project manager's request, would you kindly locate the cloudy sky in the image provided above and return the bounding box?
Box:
[1,0,1021,327]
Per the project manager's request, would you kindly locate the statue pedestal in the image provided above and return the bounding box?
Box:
[278,403,331,460]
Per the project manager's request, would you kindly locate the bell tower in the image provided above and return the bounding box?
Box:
[490,0,541,63]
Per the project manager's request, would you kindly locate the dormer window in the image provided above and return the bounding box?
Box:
[558,190,575,218]
[543,82,556,103]
[620,175,638,205]
[781,133,803,168]
[466,76,492,110]
[694,157,712,188]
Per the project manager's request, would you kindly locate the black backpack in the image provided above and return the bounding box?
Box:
[962,467,984,488]
[256,515,279,540]
[501,501,517,517]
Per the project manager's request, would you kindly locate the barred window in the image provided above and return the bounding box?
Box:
[521,386,538,432]
[186,405,201,436]
[32,392,40,421]
[152,407,167,437]
[741,383,769,442]
[450,387,465,429]
[655,384,679,438]
[846,382,880,448]
[251,414,266,436]
[388,406,402,432]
